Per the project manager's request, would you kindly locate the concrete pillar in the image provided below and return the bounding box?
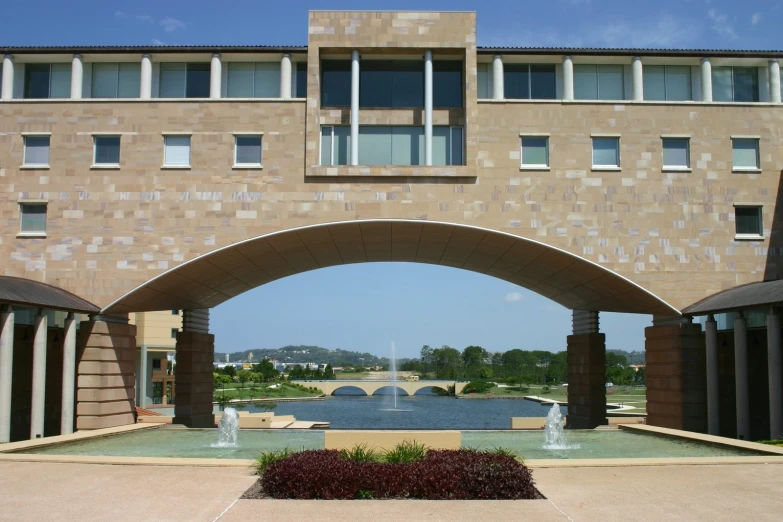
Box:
[767,308,782,439]
[733,312,750,440]
[1,54,14,100]
[632,56,643,101]
[210,53,221,99]
[174,309,215,428]
[562,55,573,101]
[60,313,76,435]
[140,54,152,100]
[30,309,47,439]
[646,316,707,433]
[769,60,781,104]
[138,345,148,408]
[701,58,712,102]
[0,305,14,442]
[424,50,433,166]
[567,310,606,429]
[705,314,720,435]
[76,314,136,430]
[70,54,83,100]
[280,53,292,99]
[350,50,360,166]
[492,54,504,100]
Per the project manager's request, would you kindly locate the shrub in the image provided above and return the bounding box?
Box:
[340,444,381,463]
[255,448,297,475]
[383,440,427,464]
[461,381,494,394]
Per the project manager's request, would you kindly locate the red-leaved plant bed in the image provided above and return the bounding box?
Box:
[260,449,538,500]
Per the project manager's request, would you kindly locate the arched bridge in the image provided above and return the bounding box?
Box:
[294,380,467,396]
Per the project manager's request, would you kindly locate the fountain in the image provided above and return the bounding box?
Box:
[390,341,398,409]
[211,407,239,448]
[543,403,580,450]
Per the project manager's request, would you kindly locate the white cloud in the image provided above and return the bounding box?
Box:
[708,8,738,39]
[160,17,186,33]
[505,292,523,302]
[751,12,763,25]
[151,39,165,46]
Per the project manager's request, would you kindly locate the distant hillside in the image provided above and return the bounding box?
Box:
[215,345,388,367]
[608,349,645,365]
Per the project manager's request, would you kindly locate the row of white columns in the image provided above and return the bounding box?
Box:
[704,309,783,440]
[0,52,296,101]
[0,306,76,443]
[488,54,783,103]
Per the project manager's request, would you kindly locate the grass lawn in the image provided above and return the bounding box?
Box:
[468,385,647,414]
[214,383,322,400]
[335,372,371,380]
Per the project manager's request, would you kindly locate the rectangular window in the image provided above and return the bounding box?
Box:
[713,67,759,102]
[504,64,556,100]
[320,126,352,166]
[643,65,692,101]
[477,63,491,99]
[226,62,280,98]
[234,135,263,166]
[93,136,121,166]
[360,60,424,108]
[294,62,307,97]
[592,137,620,168]
[574,64,624,100]
[163,135,191,167]
[91,63,141,98]
[171,309,179,315]
[732,138,760,170]
[19,203,47,234]
[321,60,351,107]
[152,358,161,370]
[433,60,463,108]
[171,328,178,339]
[159,63,210,98]
[521,137,549,168]
[662,138,690,169]
[24,63,71,99]
[23,136,50,167]
[735,206,762,237]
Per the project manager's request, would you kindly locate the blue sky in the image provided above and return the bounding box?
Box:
[2,0,777,359]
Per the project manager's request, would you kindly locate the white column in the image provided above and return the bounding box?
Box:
[424,50,434,166]
[632,56,643,101]
[138,344,148,408]
[1,54,14,101]
[140,54,152,100]
[705,314,720,435]
[280,54,292,99]
[492,54,504,100]
[70,54,83,100]
[30,309,47,439]
[768,308,782,439]
[562,55,574,101]
[700,58,712,102]
[350,50,360,166]
[769,60,781,104]
[0,305,14,443]
[59,313,76,435]
[734,312,749,440]
[210,53,222,99]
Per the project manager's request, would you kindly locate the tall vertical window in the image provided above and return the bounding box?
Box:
[320,126,352,166]
[24,63,71,99]
[360,60,423,108]
[731,138,760,170]
[713,67,759,102]
[504,64,556,99]
[574,64,624,100]
[226,63,280,98]
[163,135,191,167]
[159,63,210,98]
[592,137,620,168]
[19,203,47,234]
[477,63,491,99]
[662,138,690,169]
[91,63,141,98]
[93,136,121,166]
[234,135,263,167]
[734,206,762,238]
[23,135,50,167]
[294,62,307,97]
[521,136,549,168]
[321,60,352,107]
[643,65,692,101]
[171,328,178,339]
[433,60,463,107]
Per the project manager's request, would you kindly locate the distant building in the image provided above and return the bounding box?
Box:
[131,310,181,408]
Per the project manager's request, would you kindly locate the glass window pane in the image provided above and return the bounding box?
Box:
[732,67,758,102]
[20,205,46,233]
[522,137,549,166]
[25,64,50,99]
[334,126,351,165]
[254,62,280,98]
[361,61,424,108]
[504,64,530,99]
[597,65,623,100]
[49,64,71,98]
[390,126,423,165]
[662,138,689,167]
[732,139,759,168]
[117,63,141,98]
[320,127,333,165]
[477,63,490,99]
[450,127,464,166]
[235,136,262,165]
[432,126,450,166]
[433,61,462,108]
[665,66,691,101]
[185,63,210,98]
[92,63,119,98]
[574,64,598,100]
[321,60,351,107]
[227,63,254,98]
[359,127,393,165]
[360,61,394,107]
[712,67,733,102]
[295,62,307,98]
[24,136,50,165]
[164,135,191,165]
[160,63,186,98]
[592,137,619,166]
[735,207,761,235]
[530,64,556,99]
[94,136,120,165]
[643,65,666,101]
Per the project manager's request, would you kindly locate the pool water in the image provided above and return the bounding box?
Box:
[18,428,764,460]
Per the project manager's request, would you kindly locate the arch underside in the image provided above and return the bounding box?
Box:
[104,220,678,316]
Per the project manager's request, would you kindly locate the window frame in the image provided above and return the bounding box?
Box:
[643,65,693,101]
[233,133,264,169]
[22,134,51,169]
[731,136,761,172]
[18,201,48,237]
[504,63,557,100]
[170,328,178,339]
[90,62,141,99]
[591,136,621,170]
[226,62,281,98]
[713,66,760,103]
[92,134,121,168]
[733,204,763,240]
[661,136,691,171]
[520,135,550,170]
[574,64,626,101]
[162,133,192,169]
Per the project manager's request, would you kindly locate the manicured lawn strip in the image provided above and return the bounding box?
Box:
[215,383,322,400]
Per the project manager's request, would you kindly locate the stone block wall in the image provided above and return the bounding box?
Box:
[566,333,607,429]
[173,331,215,428]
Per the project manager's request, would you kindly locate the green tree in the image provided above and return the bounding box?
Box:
[253,359,279,382]
[420,345,434,376]
[323,364,335,379]
[635,367,646,386]
[432,346,463,379]
[221,365,237,378]
[237,369,252,388]
[546,351,568,384]
[462,345,489,378]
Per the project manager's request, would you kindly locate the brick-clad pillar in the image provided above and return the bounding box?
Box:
[645,317,707,433]
[566,310,606,429]
[76,315,137,430]
[173,309,215,428]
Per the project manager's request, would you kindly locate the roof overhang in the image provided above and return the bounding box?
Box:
[682,280,783,316]
[0,276,100,314]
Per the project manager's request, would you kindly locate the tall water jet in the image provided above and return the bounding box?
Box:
[390,341,398,410]
[543,403,580,450]
[213,406,239,447]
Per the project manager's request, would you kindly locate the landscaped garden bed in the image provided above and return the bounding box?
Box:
[242,442,541,500]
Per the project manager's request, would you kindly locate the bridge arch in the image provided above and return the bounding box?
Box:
[329,385,368,396]
[372,386,410,397]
